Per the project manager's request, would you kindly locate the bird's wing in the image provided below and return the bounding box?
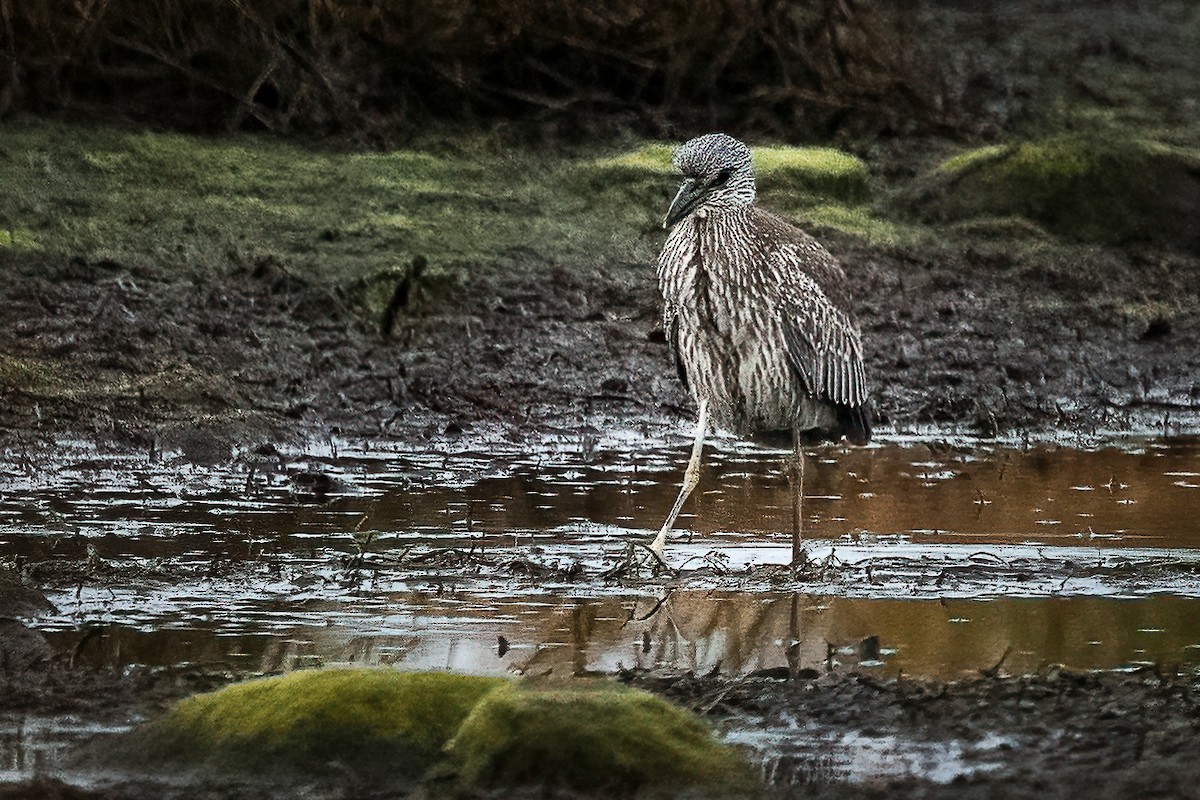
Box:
[774,249,869,409]
[657,224,694,393]
[665,311,689,393]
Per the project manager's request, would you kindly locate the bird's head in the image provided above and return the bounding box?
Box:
[663,133,755,229]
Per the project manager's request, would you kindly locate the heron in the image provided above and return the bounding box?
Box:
[651,133,872,565]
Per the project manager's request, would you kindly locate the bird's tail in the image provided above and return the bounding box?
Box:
[836,402,872,446]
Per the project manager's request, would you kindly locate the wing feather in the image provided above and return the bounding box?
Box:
[666,312,688,392]
[774,254,869,411]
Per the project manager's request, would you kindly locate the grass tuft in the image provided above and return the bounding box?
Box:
[0,228,39,249]
[578,142,870,206]
[755,146,870,202]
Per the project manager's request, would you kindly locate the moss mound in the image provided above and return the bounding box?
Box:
[132,669,507,780]
[914,132,1200,250]
[444,684,755,797]
[755,146,870,202]
[578,142,870,209]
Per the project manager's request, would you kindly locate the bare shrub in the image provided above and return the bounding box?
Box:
[0,0,951,139]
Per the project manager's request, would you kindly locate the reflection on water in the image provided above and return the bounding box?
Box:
[5,437,1200,678]
[407,437,1200,548]
[5,438,1200,682]
[0,714,133,785]
[44,592,1200,680]
[730,726,1015,786]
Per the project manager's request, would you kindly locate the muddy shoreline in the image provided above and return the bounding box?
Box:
[4,218,1199,464]
[638,666,1200,800]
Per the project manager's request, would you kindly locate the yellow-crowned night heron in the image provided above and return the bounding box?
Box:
[652,133,871,564]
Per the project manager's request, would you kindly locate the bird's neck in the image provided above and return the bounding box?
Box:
[697,203,751,220]
[693,205,753,231]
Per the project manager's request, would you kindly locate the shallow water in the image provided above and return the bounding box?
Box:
[4,434,1200,785]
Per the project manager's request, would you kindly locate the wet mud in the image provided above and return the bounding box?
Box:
[3,211,1200,457]
[636,666,1200,800]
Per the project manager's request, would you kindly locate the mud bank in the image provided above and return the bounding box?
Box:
[3,121,1199,458]
[635,667,1200,800]
[3,205,1199,461]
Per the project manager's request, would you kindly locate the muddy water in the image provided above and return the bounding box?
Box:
[356,436,1200,549]
[4,435,1200,784]
[5,436,1200,677]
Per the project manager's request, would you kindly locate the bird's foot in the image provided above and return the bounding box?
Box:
[789,546,839,579]
[789,546,810,571]
[601,540,675,580]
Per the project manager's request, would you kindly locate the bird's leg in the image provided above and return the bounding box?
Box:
[787,591,802,677]
[650,399,708,556]
[789,429,806,568]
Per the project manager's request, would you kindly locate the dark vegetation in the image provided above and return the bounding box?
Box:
[2,0,948,140]
[4,0,1195,145]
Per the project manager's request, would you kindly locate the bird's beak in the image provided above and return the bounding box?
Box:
[663,178,706,229]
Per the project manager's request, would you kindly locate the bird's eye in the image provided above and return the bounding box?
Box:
[714,167,733,185]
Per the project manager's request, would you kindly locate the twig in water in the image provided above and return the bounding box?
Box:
[627,588,675,623]
[981,644,1013,678]
[967,551,1008,564]
[600,541,676,579]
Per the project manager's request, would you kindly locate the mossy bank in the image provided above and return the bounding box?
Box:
[113,668,755,797]
[910,131,1200,249]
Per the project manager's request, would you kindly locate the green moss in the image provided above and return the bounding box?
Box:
[929,132,1200,247]
[588,143,676,179]
[0,121,884,328]
[577,141,869,208]
[0,228,38,249]
[445,684,755,797]
[0,120,655,296]
[133,669,507,779]
[947,215,1052,241]
[940,144,1010,174]
[793,203,925,247]
[755,146,870,203]
[121,669,755,796]
[571,144,677,218]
